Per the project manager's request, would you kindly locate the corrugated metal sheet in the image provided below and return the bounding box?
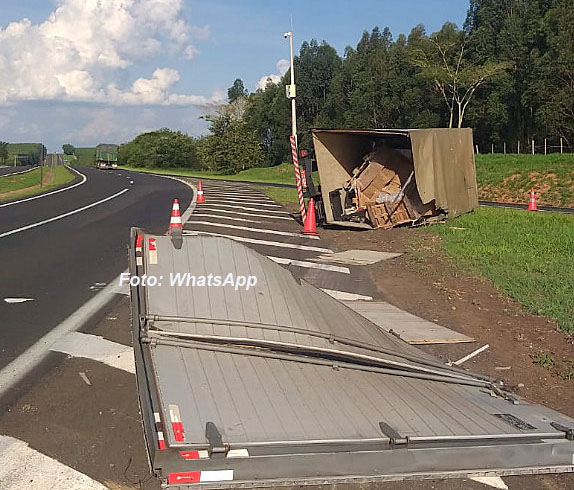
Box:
[140,235,573,450]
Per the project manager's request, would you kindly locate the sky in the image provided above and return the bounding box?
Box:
[0,0,469,152]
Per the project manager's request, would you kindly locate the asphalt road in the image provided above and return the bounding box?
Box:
[0,165,34,177]
[0,166,192,375]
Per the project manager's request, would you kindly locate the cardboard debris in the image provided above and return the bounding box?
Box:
[347,144,438,229]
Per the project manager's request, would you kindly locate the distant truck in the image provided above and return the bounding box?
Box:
[95,144,118,169]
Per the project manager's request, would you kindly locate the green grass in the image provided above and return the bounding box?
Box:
[74,147,96,166]
[431,207,574,333]
[475,153,574,207]
[257,185,299,204]
[120,162,298,185]
[0,166,75,202]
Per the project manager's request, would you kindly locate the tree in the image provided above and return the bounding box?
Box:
[198,111,264,174]
[119,129,199,169]
[228,79,248,103]
[0,142,8,164]
[411,22,511,128]
[62,144,75,155]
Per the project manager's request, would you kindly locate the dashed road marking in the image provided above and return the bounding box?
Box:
[193,207,291,220]
[320,289,373,301]
[188,231,332,253]
[0,435,108,490]
[204,198,282,208]
[198,203,288,215]
[51,332,135,374]
[267,256,350,274]
[4,297,35,303]
[190,213,263,223]
[187,221,320,239]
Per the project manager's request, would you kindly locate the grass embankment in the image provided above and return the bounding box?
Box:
[0,166,75,203]
[432,207,574,333]
[73,147,96,166]
[475,153,574,207]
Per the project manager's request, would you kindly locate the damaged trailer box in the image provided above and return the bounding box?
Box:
[310,128,478,229]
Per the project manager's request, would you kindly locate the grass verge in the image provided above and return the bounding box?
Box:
[74,147,96,166]
[0,166,75,203]
[430,206,574,333]
[475,153,574,207]
[120,162,297,185]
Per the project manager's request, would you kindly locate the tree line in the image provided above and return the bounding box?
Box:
[120,0,572,173]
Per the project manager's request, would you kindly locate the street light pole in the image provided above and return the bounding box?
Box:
[284,30,306,222]
[286,31,297,141]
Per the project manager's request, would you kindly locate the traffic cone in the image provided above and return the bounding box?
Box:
[528,188,538,211]
[196,180,205,204]
[169,199,183,234]
[302,198,319,236]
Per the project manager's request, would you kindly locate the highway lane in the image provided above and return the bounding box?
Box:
[0,165,35,177]
[0,166,192,373]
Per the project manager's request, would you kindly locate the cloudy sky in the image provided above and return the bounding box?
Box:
[0,0,468,151]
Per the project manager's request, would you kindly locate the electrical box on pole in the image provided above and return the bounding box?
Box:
[285,84,296,99]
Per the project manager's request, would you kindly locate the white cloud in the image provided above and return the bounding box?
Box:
[0,0,220,106]
[257,58,289,90]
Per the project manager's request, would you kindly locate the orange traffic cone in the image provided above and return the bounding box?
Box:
[196,180,205,204]
[169,199,183,234]
[302,198,319,236]
[528,188,538,211]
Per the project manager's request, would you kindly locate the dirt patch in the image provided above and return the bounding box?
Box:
[321,225,574,417]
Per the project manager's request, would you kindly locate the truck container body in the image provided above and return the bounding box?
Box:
[95,144,119,169]
[308,128,478,229]
[128,228,574,488]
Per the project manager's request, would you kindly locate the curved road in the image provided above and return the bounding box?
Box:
[0,166,192,374]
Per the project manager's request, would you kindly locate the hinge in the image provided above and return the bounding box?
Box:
[205,422,228,458]
[379,421,408,448]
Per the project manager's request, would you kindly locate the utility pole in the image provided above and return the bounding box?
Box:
[285,30,297,143]
[284,28,306,222]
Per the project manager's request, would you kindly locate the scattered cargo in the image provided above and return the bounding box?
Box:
[303,128,478,229]
[95,144,119,169]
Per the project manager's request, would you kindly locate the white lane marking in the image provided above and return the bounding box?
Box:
[321,288,373,301]
[190,213,263,224]
[0,188,129,239]
[187,221,320,240]
[3,298,35,304]
[191,208,291,220]
[268,256,350,274]
[204,193,275,203]
[197,204,290,218]
[51,332,135,374]
[187,231,333,253]
[209,199,281,208]
[0,273,126,397]
[470,476,508,489]
[0,166,87,208]
[0,166,36,178]
[198,203,288,215]
[0,435,108,490]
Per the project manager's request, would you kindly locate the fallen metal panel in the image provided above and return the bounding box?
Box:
[130,232,574,487]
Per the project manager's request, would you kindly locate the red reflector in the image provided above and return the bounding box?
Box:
[172,421,185,441]
[168,472,201,484]
[180,450,199,460]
